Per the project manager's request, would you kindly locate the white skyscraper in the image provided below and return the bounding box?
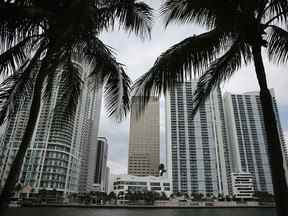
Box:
[166,81,231,195]
[0,64,102,194]
[223,90,286,194]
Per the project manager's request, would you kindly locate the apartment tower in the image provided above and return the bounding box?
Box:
[224,90,287,194]
[0,63,102,194]
[166,81,231,195]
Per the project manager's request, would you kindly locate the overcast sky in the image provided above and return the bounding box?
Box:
[98,0,288,175]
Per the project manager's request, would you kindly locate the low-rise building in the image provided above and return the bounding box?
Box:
[232,172,254,199]
[112,175,172,196]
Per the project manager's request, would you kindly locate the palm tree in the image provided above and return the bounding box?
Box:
[158,163,167,176]
[0,0,153,209]
[133,0,288,215]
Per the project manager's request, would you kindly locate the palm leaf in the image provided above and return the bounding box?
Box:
[0,60,40,125]
[191,39,252,116]
[267,25,288,63]
[96,0,153,38]
[132,29,231,114]
[0,35,42,76]
[161,0,230,28]
[265,0,288,22]
[103,66,131,122]
[53,57,83,121]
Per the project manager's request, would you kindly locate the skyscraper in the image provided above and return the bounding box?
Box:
[165,81,231,195]
[92,137,108,192]
[0,63,102,194]
[224,90,286,194]
[78,87,103,193]
[128,96,160,177]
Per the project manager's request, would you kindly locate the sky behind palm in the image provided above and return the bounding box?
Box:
[99,0,288,175]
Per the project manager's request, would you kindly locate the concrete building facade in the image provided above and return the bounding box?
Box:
[128,97,160,177]
[112,175,172,196]
[165,81,231,195]
[223,90,286,194]
[0,64,102,194]
[231,172,254,199]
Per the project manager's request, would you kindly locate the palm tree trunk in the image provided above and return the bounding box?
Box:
[252,44,288,216]
[0,64,46,211]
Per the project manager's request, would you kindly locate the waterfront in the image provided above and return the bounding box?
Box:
[4,208,276,216]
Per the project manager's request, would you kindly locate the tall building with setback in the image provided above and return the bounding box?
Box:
[166,81,231,195]
[223,90,286,194]
[128,96,160,177]
[0,63,102,194]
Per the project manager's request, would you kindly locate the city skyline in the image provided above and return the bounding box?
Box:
[98,0,288,175]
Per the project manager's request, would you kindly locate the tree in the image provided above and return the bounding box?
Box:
[132,1,288,215]
[191,193,203,201]
[158,163,167,176]
[107,192,117,204]
[254,191,275,202]
[0,0,153,210]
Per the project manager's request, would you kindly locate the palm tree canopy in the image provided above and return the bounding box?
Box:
[0,0,153,123]
[133,0,288,115]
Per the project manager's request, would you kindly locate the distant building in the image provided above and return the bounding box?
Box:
[224,90,286,194]
[112,175,171,196]
[128,96,160,177]
[165,81,231,195]
[0,63,102,194]
[89,137,108,192]
[104,166,110,194]
[232,172,254,199]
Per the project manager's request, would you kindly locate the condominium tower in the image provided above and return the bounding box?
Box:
[224,90,286,194]
[166,81,231,195]
[128,97,160,177]
[0,63,102,193]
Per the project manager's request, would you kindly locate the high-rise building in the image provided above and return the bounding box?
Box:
[78,88,103,193]
[223,90,286,194]
[104,166,110,194]
[128,96,160,177]
[91,137,108,192]
[0,63,102,194]
[165,81,231,195]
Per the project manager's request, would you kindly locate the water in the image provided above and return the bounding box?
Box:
[4,207,276,216]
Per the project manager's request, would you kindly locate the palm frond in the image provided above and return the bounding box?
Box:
[161,0,228,28]
[0,35,43,76]
[267,25,288,63]
[79,34,130,121]
[0,60,40,125]
[191,39,252,116]
[53,58,83,120]
[132,29,232,114]
[265,0,288,22]
[0,39,46,125]
[42,44,71,101]
[97,0,153,38]
[103,66,131,122]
